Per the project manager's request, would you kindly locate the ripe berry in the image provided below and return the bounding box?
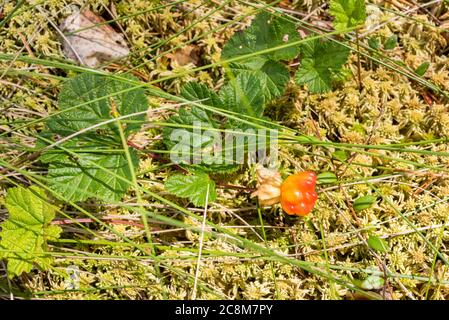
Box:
[280,171,318,216]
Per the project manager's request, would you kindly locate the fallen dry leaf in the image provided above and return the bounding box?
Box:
[60,9,130,68]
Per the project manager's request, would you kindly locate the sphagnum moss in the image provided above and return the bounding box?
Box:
[1,0,449,300]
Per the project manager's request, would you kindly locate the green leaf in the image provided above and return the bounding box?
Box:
[163,106,220,150]
[47,73,148,138]
[356,266,385,290]
[165,171,217,207]
[47,150,138,202]
[295,39,350,93]
[229,60,290,101]
[296,58,331,93]
[39,73,147,203]
[354,195,377,212]
[163,106,238,171]
[332,150,348,162]
[181,82,223,109]
[383,35,398,50]
[332,67,352,84]
[259,60,290,100]
[164,82,222,154]
[220,72,265,128]
[222,11,300,62]
[317,172,338,184]
[229,56,267,71]
[368,37,380,50]
[37,133,110,164]
[38,137,137,202]
[0,186,61,278]
[361,274,384,290]
[330,0,367,32]
[415,62,430,76]
[163,83,240,172]
[222,12,297,102]
[367,235,389,253]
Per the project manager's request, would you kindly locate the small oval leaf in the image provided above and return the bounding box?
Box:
[361,274,384,290]
[367,235,389,253]
[368,37,380,50]
[383,35,398,50]
[317,172,337,184]
[165,171,216,207]
[415,62,430,76]
[354,195,376,212]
